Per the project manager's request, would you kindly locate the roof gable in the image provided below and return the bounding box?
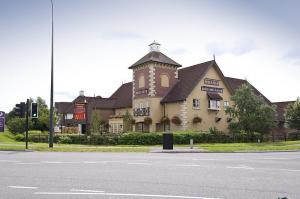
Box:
[110,82,133,108]
[272,101,295,122]
[129,51,181,69]
[161,60,214,103]
[224,77,272,105]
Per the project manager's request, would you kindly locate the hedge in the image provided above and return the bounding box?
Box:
[14,131,294,145]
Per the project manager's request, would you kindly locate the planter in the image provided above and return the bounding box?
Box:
[171,116,182,125]
[192,116,202,124]
[160,116,170,124]
[144,117,152,125]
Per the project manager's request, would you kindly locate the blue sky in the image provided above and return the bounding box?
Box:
[0,0,299,112]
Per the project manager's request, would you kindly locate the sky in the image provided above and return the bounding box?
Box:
[0,0,299,113]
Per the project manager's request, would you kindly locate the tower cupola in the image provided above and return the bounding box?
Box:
[149,40,161,52]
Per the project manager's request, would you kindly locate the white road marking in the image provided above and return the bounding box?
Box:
[34,191,222,199]
[83,161,107,164]
[128,162,152,165]
[8,186,38,189]
[16,162,41,165]
[278,169,300,172]
[227,166,254,170]
[0,160,20,163]
[40,161,76,164]
[70,189,104,193]
[176,164,202,167]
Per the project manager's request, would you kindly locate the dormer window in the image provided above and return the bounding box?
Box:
[138,75,145,88]
[160,74,169,87]
[207,92,222,111]
[208,100,221,110]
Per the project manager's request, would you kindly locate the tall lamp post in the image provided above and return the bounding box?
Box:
[49,0,54,148]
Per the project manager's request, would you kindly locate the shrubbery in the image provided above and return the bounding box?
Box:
[14,130,286,145]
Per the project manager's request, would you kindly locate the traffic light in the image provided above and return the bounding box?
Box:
[31,103,38,118]
[15,102,26,118]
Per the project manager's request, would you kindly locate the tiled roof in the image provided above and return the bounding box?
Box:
[161,61,214,103]
[272,101,295,122]
[73,96,117,109]
[55,102,73,114]
[129,51,181,69]
[110,82,133,108]
[224,77,272,105]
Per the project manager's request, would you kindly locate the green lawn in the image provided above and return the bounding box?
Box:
[197,141,300,152]
[1,131,300,152]
[0,131,150,152]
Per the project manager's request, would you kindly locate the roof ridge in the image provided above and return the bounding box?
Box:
[178,60,214,72]
[272,101,295,104]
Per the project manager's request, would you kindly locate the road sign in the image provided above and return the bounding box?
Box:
[0,111,5,132]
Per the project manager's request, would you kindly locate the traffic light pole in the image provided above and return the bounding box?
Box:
[25,99,29,150]
[49,0,54,148]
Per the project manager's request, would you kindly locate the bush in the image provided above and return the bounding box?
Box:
[118,132,162,145]
[7,118,26,134]
[57,135,73,144]
[15,133,25,141]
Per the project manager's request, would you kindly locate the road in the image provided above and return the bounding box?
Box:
[0,151,299,199]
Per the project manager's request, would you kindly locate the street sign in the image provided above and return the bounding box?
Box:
[0,111,5,132]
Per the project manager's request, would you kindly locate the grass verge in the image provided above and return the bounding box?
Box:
[197,141,300,152]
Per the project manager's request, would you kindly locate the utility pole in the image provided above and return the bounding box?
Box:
[25,99,29,149]
[49,0,54,148]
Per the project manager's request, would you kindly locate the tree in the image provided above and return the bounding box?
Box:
[285,98,300,130]
[226,83,276,136]
[7,118,33,134]
[123,109,133,132]
[90,110,102,135]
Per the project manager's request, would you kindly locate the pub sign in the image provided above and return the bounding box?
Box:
[74,103,86,120]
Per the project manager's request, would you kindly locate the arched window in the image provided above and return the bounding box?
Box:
[160,74,169,87]
[138,75,145,88]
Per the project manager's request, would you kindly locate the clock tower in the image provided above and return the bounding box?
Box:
[129,42,181,132]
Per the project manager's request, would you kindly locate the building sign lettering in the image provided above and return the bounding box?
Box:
[204,78,219,86]
[201,86,223,93]
[0,111,5,132]
[74,103,86,120]
[134,107,150,117]
[135,89,148,95]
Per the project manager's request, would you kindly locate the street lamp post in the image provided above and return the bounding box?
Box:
[49,0,54,148]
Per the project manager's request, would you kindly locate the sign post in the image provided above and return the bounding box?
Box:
[0,111,5,132]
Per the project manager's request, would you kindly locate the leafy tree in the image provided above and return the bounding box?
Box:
[90,110,102,135]
[285,98,300,130]
[7,118,33,134]
[226,83,276,135]
[123,109,133,132]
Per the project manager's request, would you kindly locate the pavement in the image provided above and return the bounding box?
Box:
[0,151,299,199]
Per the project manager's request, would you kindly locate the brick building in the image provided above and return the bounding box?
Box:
[55,42,294,135]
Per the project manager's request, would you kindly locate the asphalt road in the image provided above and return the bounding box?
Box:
[0,151,299,199]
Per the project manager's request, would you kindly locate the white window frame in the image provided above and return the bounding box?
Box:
[192,99,200,109]
[224,101,229,109]
[208,100,221,110]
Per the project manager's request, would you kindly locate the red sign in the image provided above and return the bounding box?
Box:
[74,103,86,120]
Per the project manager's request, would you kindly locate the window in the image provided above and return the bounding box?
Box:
[208,100,220,110]
[192,99,200,109]
[224,101,229,109]
[138,75,145,88]
[160,74,169,87]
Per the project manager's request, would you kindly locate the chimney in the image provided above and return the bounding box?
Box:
[79,90,84,96]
